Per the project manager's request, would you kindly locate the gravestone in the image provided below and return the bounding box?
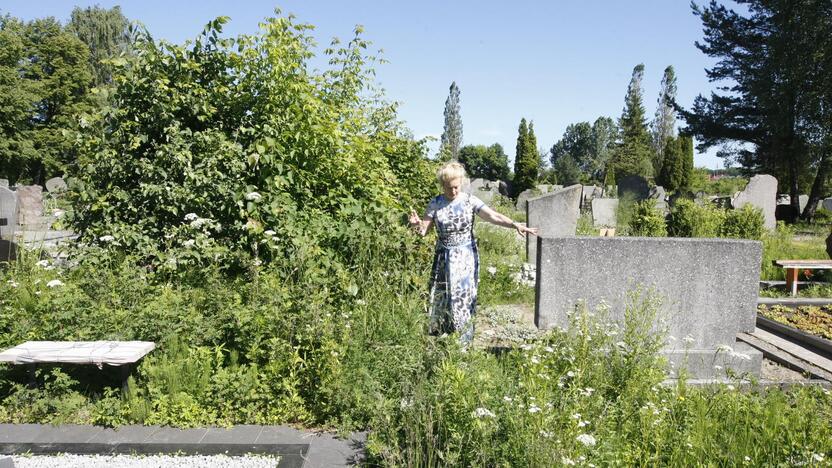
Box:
[0,187,17,240]
[0,240,18,262]
[15,185,43,227]
[525,185,581,262]
[466,178,501,203]
[649,185,667,211]
[776,194,790,205]
[515,188,537,211]
[591,198,618,227]
[798,194,809,213]
[536,184,552,194]
[617,175,649,200]
[581,185,601,206]
[823,198,832,212]
[731,174,777,230]
[45,176,68,194]
[535,237,763,379]
[0,179,8,189]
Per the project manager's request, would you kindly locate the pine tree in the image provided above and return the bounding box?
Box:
[512,118,538,196]
[651,65,677,176]
[439,81,462,160]
[611,64,654,181]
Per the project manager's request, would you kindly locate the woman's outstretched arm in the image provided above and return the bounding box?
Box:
[476,206,538,236]
[409,209,434,237]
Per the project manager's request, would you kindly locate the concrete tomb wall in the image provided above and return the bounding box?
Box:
[731,174,777,230]
[535,236,763,378]
[525,185,581,262]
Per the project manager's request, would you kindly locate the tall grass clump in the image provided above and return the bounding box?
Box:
[761,222,829,280]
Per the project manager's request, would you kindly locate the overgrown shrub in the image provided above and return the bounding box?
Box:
[629,199,667,237]
[666,199,725,237]
[720,205,764,240]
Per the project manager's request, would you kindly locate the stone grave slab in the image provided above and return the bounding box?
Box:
[0,187,16,241]
[525,185,581,262]
[731,174,777,230]
[535,236,763,379]
[591,198,618,227]
[14,185,43,227]
[617,175,649,200]
[515,188,536,211]
[45,177,67,194]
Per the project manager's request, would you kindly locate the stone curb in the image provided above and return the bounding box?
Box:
[0,424,365,468]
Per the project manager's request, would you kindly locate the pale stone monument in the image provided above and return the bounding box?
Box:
[525,185,581,262]
[731,174,777,230]
[591,198,618,227]
[535,236,764,379]
[617,175,650,200]
[15,185,44,227]
[515,188,537,211]
[0,187,17,240]
[45,176,68,194]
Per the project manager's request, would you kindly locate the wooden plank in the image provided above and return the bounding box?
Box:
[749,328,832,374]
[757,316,832,355]
[738,332,832,382]
[774,259,832,268]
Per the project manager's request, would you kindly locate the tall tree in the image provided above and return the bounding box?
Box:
[680,0,832,220]
[657,135,693,191]
[0,15,92,184]
[590,116,618,181]
[651,65,678,175]
[66,5,132,86]
[611,64,654,180]
[458,143,510,180]
[513,118,539,196]
[439,81,462,160]
[550,121,592,172]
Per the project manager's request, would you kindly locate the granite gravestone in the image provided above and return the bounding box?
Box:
[0,179,8,189]
[45,177,68,194]
[649,185,667,211]
[731,174,777,230]
[535,236,764,379]
[15,185,44,227]
[525,185,581,262]
[617,175,650,200]
[799,194,809,213]
[591,198,618,227]
[823,198,832,212]
[0,187,17,240]
[466,178,501,203]
[515,188,537,211]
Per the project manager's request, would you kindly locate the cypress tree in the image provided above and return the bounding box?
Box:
[678,135,694,190]
[651,65,677,176]
[439,81,462,160]
[512,118,537,196]
[611,64,653,180]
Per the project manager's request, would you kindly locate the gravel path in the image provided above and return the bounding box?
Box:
[12,454,280,468]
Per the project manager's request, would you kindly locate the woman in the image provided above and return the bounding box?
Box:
[409,162,538,345]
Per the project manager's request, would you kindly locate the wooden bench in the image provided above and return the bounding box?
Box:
[0,341,155,391]
[773,260,832,297]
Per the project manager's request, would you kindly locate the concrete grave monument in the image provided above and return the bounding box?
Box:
[823,198,832,212]
[525,184,581,262]
[591,198,618,227]
[45,176,68,194]
[0,179,8,189]
[799,194,809,213]
[15,185,44,227]
[731,174,777,230]
[466,178,501,203]
[0,187,17,241]
[535,236,764,379]
[515,188,537,211]
[649,185,667,211]
[617,175,650,200]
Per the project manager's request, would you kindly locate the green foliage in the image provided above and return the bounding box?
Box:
[720,205,764,240]
[629,199,667,237]
[553,153,581,186]
[666,199,725,238]
[611,64,653,180]
[551,118,619,184]
[760,222,828,280]
[68,15,435,273]
[658,136,693,192]
[0,14,93,184]
[512,119,539,197]
[458,143,510,181]
[651,65,677,175]
[66,5,133,86]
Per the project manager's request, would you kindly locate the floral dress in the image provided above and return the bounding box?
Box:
[425,193,486,344]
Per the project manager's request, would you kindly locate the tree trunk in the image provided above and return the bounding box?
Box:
[802,146,832,220]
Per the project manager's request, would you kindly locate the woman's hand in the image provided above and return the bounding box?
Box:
[409,209,433,236]
[513,222,539,237]
[409,209,421,228]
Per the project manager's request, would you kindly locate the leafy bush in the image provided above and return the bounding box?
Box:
[68,15,435,274]
[666,199,725,237]
[629,199,667,237]
[813,208,832,225]
[720,205,764,240]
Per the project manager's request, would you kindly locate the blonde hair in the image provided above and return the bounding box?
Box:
[436,161,468,186]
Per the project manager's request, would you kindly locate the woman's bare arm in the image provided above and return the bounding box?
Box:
[476,206,538,236]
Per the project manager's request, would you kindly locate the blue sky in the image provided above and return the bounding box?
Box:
[4,1,728,168]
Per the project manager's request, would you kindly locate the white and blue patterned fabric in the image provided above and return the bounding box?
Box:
[425,193,485,344]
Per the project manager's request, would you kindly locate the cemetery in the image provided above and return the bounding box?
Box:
[1,2,832,467]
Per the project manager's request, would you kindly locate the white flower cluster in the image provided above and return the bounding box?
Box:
[576,433,596,447]
[46,279,64,288]
[473,407,496,418]
[99,235,115,243]
[245,191,262,201]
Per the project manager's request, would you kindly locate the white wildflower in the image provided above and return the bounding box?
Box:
[615,341,627,349]
[8,280,19,288]
[503,396,513,402]
[566,370,576,378]
[184,213,198,221]
[683,335,695,345]
[579,387,595,397]
[744,456,751,462]
[530,356,540,364]
[182,239,195,248]
[473,407,495,418]
[576,433,596,447]
[99,235,115,242]
[812,453,824,462]
[667,335,677,342]
[245,191,262,201]
[486,266,497,276]
[52,209,65,217]
[528,405,541,414]
[399,398,412,409]
[544,346,554,353]
[190,217,211,228]
[578,420,589,428]
[572,413,581,419]
[36,260,50,267]
[727,384,735,391]
[561,457,576,466]
[46,279,64,288]
[264,230,276,237]
[717,344,734,353]
[539,430,552,438]
[714,365,723,371]
[356,299,366,306]
[520,344,533,351]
